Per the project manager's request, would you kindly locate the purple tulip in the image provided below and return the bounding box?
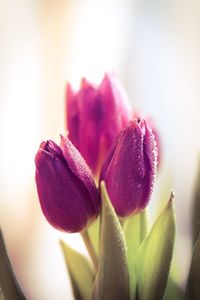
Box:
[133,113,162,169]
[35,136,100,233]
[101,118,157,217]
[147,119,162,169]
[66,73,131,176]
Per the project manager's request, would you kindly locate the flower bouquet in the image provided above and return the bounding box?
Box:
[0,73,199,300]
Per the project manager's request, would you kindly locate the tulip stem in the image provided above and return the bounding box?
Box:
[81,230,98,271]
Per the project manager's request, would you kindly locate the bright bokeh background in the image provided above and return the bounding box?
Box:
[0,0,200,299]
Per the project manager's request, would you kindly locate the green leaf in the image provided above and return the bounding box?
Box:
[192,163,200,246]
[156,170,173,215]
[92,181,130,300]
[164,276,184,300]
[164,252,184,300]
[60,240,95,300]
[186,232,200,299]
[124,209,148,254]
[88,218,100,256]
[135,193,176,300]
[0,289,5,300]
[123,209,148,300]
[0,228,26,300]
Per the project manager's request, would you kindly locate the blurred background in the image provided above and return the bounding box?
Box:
[0,0,200,299]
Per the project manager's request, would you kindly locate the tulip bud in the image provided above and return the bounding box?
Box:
[66,73,131,176]
[146,118,162,169]
[133,112,162,169]
[35,136,100,233]
[101,119,157,217]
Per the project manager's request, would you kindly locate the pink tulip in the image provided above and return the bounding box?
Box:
[101,118,158,217]
[35,136,100,233]
[66,73,131,176]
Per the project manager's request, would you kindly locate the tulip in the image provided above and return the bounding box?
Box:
[100,118,157,217]
[35,136,100,233]
[147,119,161,169]
[66,73,131,176]
[133,112,162,169]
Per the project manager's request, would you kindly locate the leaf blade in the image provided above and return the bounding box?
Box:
[0,289,5,300]
[135,193,176,300]
[60,240,95,300]
[0,228,26,300]
[124,209,148,300]
[92,181,129,300]
[164,276,184,300]
[186,232,200,300]
[192,163,200,246]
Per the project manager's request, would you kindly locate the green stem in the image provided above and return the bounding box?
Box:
[81,230,98,272]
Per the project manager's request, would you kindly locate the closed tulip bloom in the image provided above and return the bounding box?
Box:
[133,112,162,169]
[147,119,162,169]
[101,119,157,217]
[66,73,131,175]
[35,136,100,233]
